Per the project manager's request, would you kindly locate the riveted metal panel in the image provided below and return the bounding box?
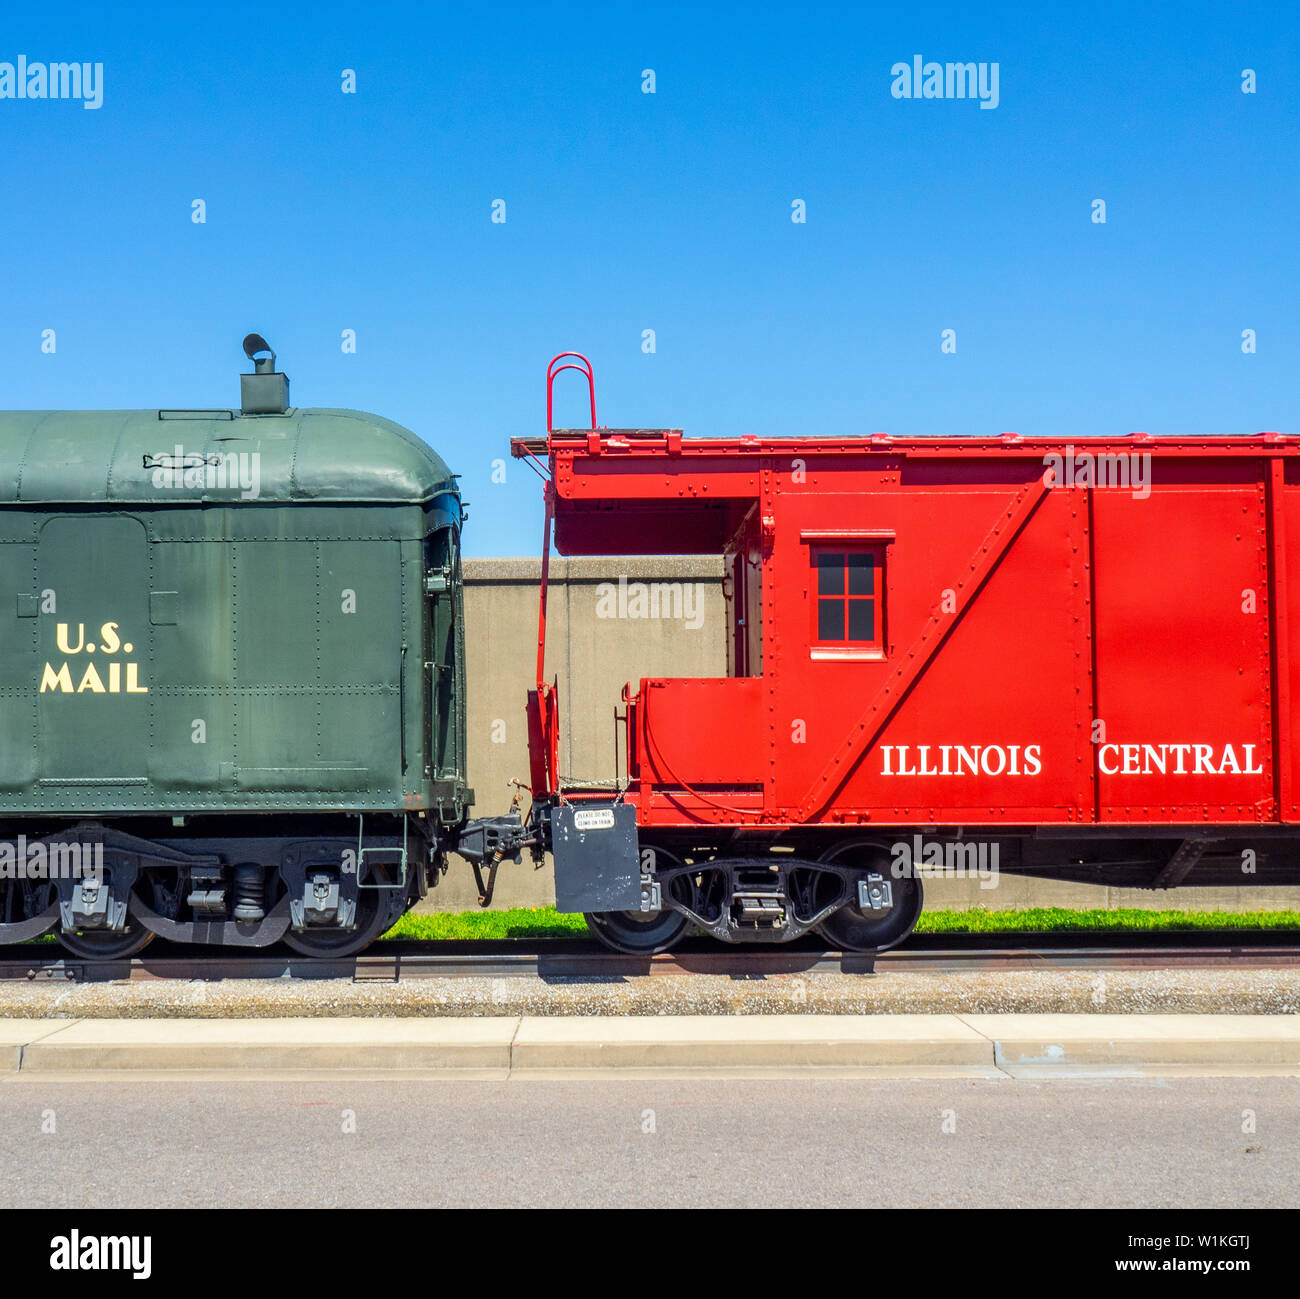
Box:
[36,514,152,783]
[0,486,469,823]
[527,430,1296,833]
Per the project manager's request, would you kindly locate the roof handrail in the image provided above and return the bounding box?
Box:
[546,352,596,433]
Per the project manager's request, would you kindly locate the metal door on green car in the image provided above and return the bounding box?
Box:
[424,524,466,795]
[37,514,151,784]
[0,536,38,792]
[231,537,403,796]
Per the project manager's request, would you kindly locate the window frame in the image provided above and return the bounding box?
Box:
[805,537,889,661]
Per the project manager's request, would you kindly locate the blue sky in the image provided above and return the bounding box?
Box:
[2,2,1296,554]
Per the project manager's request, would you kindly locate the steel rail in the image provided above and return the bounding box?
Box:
[2,932,1300,983]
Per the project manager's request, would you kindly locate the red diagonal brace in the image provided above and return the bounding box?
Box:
[795,469,1053,822]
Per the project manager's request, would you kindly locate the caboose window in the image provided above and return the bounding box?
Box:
[812,548,882,651]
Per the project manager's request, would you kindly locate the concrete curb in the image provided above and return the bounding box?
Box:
[17,1018,517,1073]
[961,1013,1300,1068]
[1,1014,1299,1074]
[511,1015,991,1069]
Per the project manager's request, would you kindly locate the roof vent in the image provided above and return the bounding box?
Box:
[240,333,290,415]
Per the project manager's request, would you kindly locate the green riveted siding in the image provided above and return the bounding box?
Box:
[0,407,469,821]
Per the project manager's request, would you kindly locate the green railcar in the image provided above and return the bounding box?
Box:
[0,338,524,957]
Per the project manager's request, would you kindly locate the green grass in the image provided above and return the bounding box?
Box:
[382,907,590,941]
[914,907,1300,933]
[379,905,1300,942]
[24,905,1300,946]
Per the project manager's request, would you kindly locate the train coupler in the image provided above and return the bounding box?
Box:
[453,813,535,907]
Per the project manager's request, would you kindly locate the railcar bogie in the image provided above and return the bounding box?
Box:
[0,816,440,959]
[576,831,927,954]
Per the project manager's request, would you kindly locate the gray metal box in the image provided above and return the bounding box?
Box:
[240,371,290,414]
[552,802,641,913]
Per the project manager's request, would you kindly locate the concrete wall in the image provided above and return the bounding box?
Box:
[420,556,1300,914]
[428,556,725,910]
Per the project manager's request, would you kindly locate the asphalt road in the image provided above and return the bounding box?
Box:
[0,1074,1294,1208]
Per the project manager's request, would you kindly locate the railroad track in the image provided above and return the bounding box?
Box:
[2,930,1299,983]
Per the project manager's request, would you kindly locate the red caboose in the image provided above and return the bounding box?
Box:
[512,376,1299,953]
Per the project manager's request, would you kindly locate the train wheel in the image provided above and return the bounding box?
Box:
[816,842,923,953]
[585,907,689,954]
[585,844,690,954]
[282,886,407,958]
[57,921,155,961]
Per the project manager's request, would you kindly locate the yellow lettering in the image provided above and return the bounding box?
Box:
[42,622,147,696]
[76,663,106,693]
[39,662,74,693]
[55,623,85,654]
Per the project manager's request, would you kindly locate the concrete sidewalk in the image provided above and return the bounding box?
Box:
[2,1014,1299,1077]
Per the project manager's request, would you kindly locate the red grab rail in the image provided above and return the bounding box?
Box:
[546,352,596,432]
